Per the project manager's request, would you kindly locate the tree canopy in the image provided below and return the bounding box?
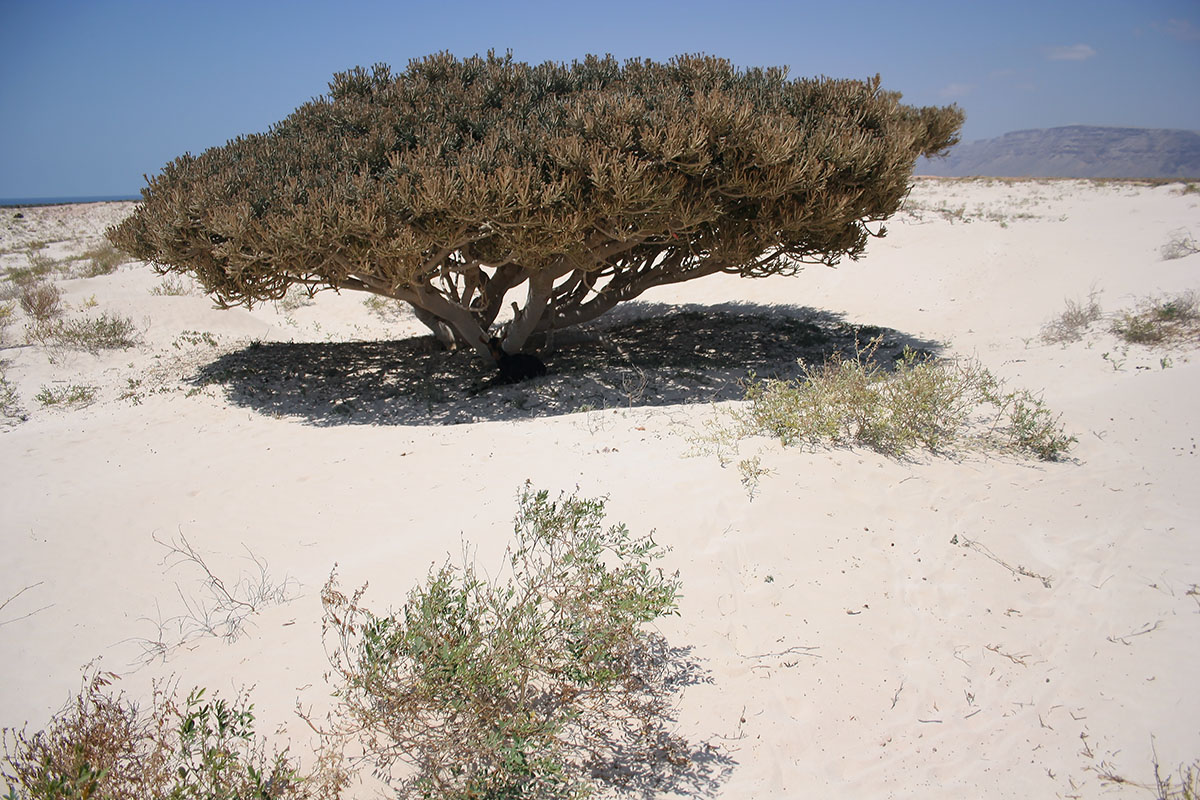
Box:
[108,52,963,358]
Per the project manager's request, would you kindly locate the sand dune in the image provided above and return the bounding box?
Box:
[1,178,1197,797]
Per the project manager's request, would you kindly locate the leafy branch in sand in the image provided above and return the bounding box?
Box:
[316,484,685,799]
[2,670,347,800]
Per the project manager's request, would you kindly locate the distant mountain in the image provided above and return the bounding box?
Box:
[916,125,1200,179]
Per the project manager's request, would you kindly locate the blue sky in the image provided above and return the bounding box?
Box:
[1,0,1198,198]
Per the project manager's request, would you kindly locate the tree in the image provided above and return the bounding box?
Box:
[108,52,963,360]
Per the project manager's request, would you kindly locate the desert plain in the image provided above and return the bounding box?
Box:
[1,177,1198,798]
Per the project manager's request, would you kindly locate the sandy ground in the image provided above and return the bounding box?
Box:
[1,178,1198,798]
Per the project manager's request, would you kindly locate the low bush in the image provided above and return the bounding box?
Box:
[27,313,140,354]
[149,275,195,296]
[0,370,21,422]
[16,283,62,324]
[0,302,14,344]
[34,384,96,407]
[1111,291,1200,345]
[319,484,683,799]
[78,243,126,277]
[1,670,343,800]
[733,343,1075,461]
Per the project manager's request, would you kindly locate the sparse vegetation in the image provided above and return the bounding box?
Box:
[78,243,126,276]
[1111,291,1200,345]
[714,342,1075,461]
[361,294,409,322]
[27,312,140,354]
[16,282,62,324]
[132,534,299,664]
[274,285,315,312]
[149,274,194,296]
[1161,230,1200,261]
[0,370,22,422]
[1041,289,1104,343]
[318,484,684,799]
[1,670,342,800]
[34,383,96,407]
[172,329,219,349]
[20,247,57,280]
[0,302,15,344]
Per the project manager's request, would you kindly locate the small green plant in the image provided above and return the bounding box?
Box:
[1,670,341,800]
[78,243,126,276]
[0,370,22,422]
[21,247,58,279]
[1111,292,1200,345]
[34,384,97,407]
[275,286,315,313]
[737,455,770,500]
[319,484,684,799]
[172,330,219,349]
[731,342,1075,461]
[0,302,15,344]
[27,312,140,354]
[361,294,408,322]
[150,274,195,296]
[986,387,1078,462]
[1041,290,1103,343]
[17,282,63,324]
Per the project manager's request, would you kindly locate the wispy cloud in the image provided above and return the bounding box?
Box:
[939,82,975,99]
[1045,44,1097,61]
[1158,18,1200,42]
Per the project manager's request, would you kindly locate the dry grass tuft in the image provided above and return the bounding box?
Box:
[723,341,1075,462]
[17,283,63,324]
[1041,289,1104,344]
[1111,291,1200,346]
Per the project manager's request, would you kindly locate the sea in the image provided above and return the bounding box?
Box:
[0,194,140,208]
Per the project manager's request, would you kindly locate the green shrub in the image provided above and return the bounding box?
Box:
[28,313,140,354]
[1,671,341,800]
[320,484,682,799]
[1111,292,1200,345]
[0,302,14,343]
[78,243,126,277]
[0,370,21,422]
[34,384,97,407]
[735,343,1075,461]
[150,274,195,296]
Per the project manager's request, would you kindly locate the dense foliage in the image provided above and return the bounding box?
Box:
[109,52,963,357]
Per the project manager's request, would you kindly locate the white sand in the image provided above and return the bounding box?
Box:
[1,179,1198,797]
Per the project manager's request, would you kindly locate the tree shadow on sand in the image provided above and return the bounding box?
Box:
[190,301,941,426]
